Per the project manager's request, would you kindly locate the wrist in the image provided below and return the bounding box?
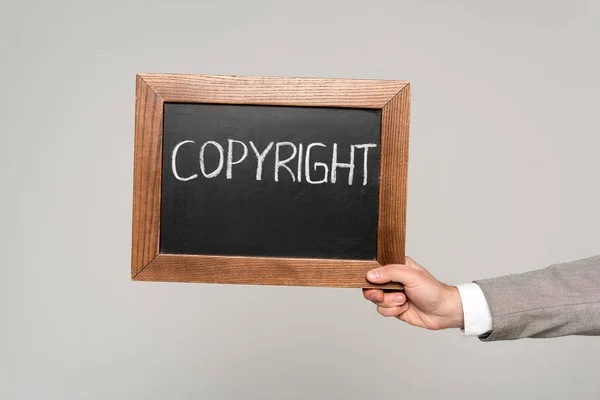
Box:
[441,285,465,329]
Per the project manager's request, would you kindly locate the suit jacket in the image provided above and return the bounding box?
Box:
[474,254,600,341]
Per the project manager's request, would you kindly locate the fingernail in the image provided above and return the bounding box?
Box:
[393,295,404,304]
[371,294,380,302]
[367,270,380,280]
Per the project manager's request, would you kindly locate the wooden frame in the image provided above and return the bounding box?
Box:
[132,74,410,289]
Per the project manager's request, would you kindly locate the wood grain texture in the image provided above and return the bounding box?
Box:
[135,254,403,289]
[131,75,163,277]
[377,84,411,266]
[138,73,408,109]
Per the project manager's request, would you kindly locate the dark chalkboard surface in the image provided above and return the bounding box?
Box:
[160,103,381,260]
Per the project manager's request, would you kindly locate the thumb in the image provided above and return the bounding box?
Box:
[367,264,421,286]
[405,256,426,272]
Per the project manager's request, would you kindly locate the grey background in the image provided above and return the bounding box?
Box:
[1,0,598,399]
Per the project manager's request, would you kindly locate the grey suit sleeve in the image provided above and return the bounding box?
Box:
[474,254,600,341]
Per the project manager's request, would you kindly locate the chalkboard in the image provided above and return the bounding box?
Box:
[160,103,381,259]
[132,74,410,288]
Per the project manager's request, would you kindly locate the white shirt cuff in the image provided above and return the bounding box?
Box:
[456,283,493,337]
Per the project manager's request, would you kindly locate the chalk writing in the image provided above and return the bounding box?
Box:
[171,139,377,186]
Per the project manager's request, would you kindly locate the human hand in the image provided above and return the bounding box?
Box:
[363,257,464,330]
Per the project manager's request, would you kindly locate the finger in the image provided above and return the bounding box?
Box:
[363,289,384,303]
[377,303,410,317]
[373,291,406,307]
[367,264,421,285]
